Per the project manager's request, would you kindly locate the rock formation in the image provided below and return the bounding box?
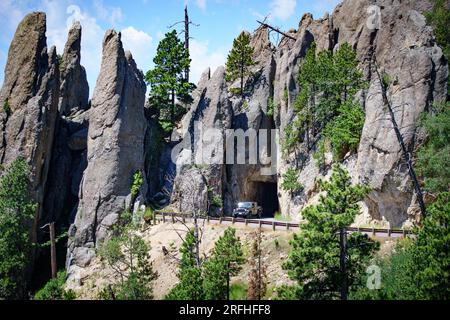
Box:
[166,0,448,227]
[58,21,89,116]
[43,22,90,229]
[67,30,147,274]
[0,12,59,239]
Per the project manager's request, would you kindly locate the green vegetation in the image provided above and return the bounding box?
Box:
[3,99,11,117]
[230,282,248,300]
[225,31,255,98]
[425,0,450,64]
[283,88,289,103]
[98,211,158,300]
[287,43,367,163]
[166,230,204,300]
[0,158,36,299]
[352,193,450,300]
[145,30,195,134]
[57,54,65,73]
[210,194,222,208]
[282,165,379,299]
[266,97,275,117]
[167,227,245,300]
[203,228,245,299]
[274,212,292,222]
[34,271,76,300]
[130,171,143,199]
[416,102,449,193]
[143,207,154,223]
[322,99,365,161]
[281,168,303,195]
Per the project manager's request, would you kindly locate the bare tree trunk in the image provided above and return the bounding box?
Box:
[184,6,189,83]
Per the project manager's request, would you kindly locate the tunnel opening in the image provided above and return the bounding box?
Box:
[255,181,279,218]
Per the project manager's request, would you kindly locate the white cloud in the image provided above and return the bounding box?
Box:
[0,0,25,34]
[189,39,227,84]
[93,0,124,26]
[121,26,153,73]
[65,4,104,95]
[269,0,297,21]
[250,9,266,21]
[195,0,207,13]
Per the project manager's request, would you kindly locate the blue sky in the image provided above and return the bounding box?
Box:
[0,0,341,96]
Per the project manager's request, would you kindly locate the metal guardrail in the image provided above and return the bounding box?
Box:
[153,211,412,238]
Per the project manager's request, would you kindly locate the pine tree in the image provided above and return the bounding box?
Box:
[247,230,267,300]
[351,192,450,300]
[410,192,450,299]
[0,158,36,299]
[416,102,450,193]
[282,165,379,300]
[225,31,255,98]
[203,228,245,300]
[291,43,366,163]
[98,212,158,300]
[145,30,195,133]
[166,230,204,300]
[281,168,303,196]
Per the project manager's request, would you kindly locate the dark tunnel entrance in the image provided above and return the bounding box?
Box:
[255,182,279,218]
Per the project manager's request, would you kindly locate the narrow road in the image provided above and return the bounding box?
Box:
[154,212,411,239]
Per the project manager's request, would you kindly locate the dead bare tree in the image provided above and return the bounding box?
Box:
[257,17,296,42]
[170,170,207,267]
[247,229,267,300]
[168,5,199,83]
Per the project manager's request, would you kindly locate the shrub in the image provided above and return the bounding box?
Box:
[3,99,11,117]
[34,271,76,300]
[230,282,248,300]
[267,97,276,117]
[281,168,303,195]
[130,171,143,198]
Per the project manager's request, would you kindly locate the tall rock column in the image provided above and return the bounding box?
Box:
[58,21,89,116]
[43,21,90,228]
[0,12,59,239]
[67,30,147,272]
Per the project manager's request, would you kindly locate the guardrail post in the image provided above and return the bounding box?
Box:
[182,215,186,223]
[388,228,392,237]
[259,220,262,229]
[272,221,275,231]
[245,219,248,226]
[153,212,156,225]
[286,223,290,231]
[232,217,235,224]
[162,212,165,223]
[207,215,210,224]
[372,226,375,236]
[172,213,175,224]
[219,217,222,224]
[402,228,406,238]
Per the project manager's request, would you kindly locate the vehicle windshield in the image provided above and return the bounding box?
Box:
[237,202,253,209]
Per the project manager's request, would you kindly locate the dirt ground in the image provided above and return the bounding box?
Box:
[67,220,295,300]
[67,220,401,300]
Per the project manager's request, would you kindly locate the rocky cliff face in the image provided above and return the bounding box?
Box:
[66,30,147,275]
[0,0,447,287]
[167,0,448,227]
[43,22,89,230]
[0,12,59,240]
